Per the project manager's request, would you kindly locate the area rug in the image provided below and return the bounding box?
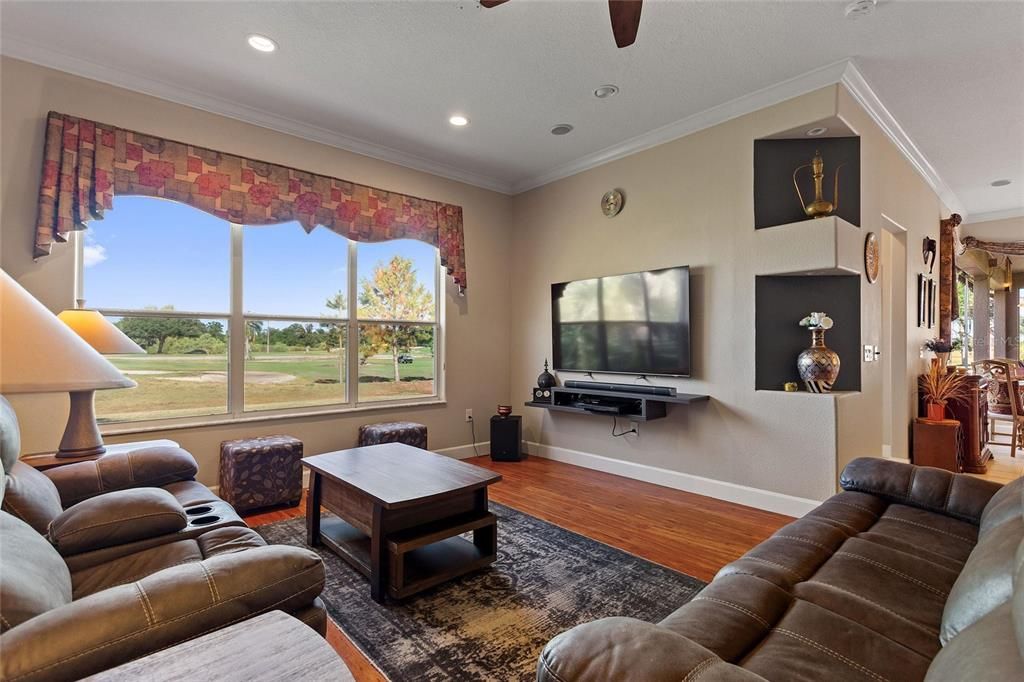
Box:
[257,503,705,681]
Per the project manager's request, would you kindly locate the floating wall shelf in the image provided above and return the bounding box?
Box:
[753,216,862,277]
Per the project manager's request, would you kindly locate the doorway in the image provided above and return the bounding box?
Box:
[880,221,909,459]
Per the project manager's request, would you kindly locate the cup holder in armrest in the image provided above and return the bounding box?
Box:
[185,505,214,516]
[189,515,221,527]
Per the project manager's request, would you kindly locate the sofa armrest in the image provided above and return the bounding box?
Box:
[840,457,1002,524]
[537,617,768,682]
[48,488,187,556]
[0,545,325,682]
[44,446,199,508]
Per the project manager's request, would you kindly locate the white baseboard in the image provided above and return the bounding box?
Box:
[435,440,489,460]
[881,444,892,459]
[524,441,820,518]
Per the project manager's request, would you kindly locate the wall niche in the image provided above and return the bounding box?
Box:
[755,274,861,392]
[754,136,861,230]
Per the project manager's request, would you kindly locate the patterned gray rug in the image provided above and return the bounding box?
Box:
[257,502,705,681]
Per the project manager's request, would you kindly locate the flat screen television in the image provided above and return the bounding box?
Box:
[551,265,691,377]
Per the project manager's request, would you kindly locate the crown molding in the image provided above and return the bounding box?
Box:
[3,40,966,212]
[509,59,853,194]
[962,207,1024,224]
[0,37,515,195]
[838,61,965,218]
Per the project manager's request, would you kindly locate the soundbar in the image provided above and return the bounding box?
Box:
[563,380,677,397]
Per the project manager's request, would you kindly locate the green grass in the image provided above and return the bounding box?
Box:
[96,349,435,422]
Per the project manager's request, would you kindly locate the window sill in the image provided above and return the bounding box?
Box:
[100,399,447,437]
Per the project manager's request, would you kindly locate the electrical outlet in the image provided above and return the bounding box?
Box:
[465,409,473,422]
[863,345,874,362]
[629,421,640,434]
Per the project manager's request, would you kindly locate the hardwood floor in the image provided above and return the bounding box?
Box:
[244,455,793,681]
[970,442,1024,485]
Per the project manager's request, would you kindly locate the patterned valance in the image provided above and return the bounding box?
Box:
[961,236,1024,256]
[35,112,467,291]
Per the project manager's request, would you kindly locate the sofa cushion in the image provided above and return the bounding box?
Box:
[940,517,1024,644]
[2,460,63,534]
[741,599,932,682]
[0,512,71,631]
[979,476,1023,538]
[927,601,1024,681]
[867,504,978,565]
[44,446,199,507]
[49,487,187,556]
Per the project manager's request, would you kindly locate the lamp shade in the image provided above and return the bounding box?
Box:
[57,309,145,354]
[0,270,135,394]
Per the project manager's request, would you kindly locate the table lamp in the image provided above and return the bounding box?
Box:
[1,270,140,458]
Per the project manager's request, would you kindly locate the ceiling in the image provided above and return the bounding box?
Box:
[2,1,1022,216]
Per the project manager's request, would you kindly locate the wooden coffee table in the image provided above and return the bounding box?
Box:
[302,443,502,603]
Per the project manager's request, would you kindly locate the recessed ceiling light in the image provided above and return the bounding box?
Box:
[448,115,469,127]
[550,124,574,136]
[247,34,277,53]
[594,85,619,99]
[845,0,876,19]
[806,127,829,137]
[991,179,1012,187]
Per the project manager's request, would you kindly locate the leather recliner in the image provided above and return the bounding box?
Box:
[538,457,1024,681]
[0,396,328,682]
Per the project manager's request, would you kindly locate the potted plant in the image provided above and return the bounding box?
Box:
[923,338,958,370]
[919,362,969,421]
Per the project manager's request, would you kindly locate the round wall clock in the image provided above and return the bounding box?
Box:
[864,232,880,284]
[601,189,624,218]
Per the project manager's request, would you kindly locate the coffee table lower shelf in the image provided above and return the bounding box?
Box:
[319,512,497,600]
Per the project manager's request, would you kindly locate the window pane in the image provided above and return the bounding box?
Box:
[84,197,229,313]
[95,316,228,422]
[356,240,436,321]
[244,223,348,318]
[358,324,435,402]
[244,319,347,412]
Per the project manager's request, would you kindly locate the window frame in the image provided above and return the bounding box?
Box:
[74,214,445,433]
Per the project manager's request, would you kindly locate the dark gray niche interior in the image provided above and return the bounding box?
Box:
[755,274,861,392]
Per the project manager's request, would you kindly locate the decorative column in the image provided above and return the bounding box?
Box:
[993,289,1007,358]
[938,214,961,343]
[973,275,990,361]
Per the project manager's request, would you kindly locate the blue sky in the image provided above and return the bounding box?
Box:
[84,196,437,318]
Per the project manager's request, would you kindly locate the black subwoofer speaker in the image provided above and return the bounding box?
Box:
[490,415,525,461]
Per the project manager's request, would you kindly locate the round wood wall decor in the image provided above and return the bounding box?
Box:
[864,232,880,283]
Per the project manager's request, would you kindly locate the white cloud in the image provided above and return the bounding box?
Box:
[83,242,107,268]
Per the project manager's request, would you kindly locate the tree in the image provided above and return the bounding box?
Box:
[357,256,433,382]
[245,320,264,359]
[117,311,204,354]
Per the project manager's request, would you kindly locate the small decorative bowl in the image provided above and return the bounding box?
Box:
[783,382,799,392]
[497,405,512,418]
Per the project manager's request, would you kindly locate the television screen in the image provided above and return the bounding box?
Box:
[551,266,690,377]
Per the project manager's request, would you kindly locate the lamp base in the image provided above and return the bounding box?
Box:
[57,390,107,459]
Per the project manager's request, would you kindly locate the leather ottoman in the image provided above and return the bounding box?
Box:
[357,421,428,450]
[219,435,303,512]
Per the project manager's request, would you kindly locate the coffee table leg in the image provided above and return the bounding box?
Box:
[370,505,387,603]
[306,472,322,546]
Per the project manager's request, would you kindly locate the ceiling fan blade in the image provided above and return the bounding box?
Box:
[608,0,642,48]
[479,1,510,7]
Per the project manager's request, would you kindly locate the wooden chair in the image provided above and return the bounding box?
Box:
[974,359,1024,457]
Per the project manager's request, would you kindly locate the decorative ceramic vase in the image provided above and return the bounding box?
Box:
[496,405,512,418]
[537,359,556,389]
[934,351,950,369]
[797,328,841,393]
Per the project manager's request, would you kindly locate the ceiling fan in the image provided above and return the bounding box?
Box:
[479,0,643,49]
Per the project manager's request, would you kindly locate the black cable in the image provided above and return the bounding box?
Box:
[611,416,637,438]
[469,417,479,456]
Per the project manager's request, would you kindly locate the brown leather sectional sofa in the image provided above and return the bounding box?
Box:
[539,457,1024,681]
[0,397,327,681]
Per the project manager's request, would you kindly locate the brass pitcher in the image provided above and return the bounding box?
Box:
[793,150,842,219]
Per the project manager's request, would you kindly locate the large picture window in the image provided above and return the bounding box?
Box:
[81,197,442,425]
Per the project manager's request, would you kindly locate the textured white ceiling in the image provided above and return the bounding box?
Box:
[2,1,1022,215]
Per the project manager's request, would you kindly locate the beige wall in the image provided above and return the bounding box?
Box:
[1,57,513,485]
[509,84,943,502]
[2,56,949,504]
